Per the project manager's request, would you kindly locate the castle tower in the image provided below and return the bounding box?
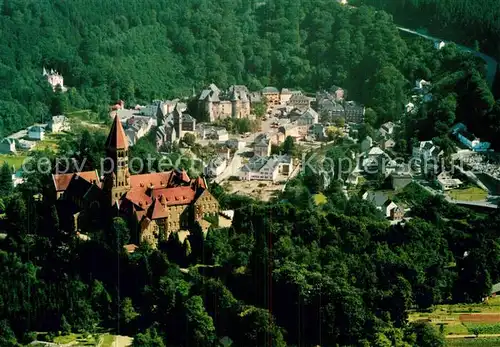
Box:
[103,115,130,206]
[231,90,238,119]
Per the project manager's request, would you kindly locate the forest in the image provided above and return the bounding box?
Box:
[353,0,500,60]
[1,132,500,346]
[0,0,483,139]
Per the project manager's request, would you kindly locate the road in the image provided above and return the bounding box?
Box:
[397,27,498,88]
[214,146,247,184]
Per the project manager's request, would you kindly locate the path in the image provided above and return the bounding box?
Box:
[397,27,498,88]
[446,334,500,339]
[110,335,133,347]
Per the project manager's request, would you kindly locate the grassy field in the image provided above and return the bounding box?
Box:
[409,298,500,338]
[448,187,488,201]
[0,154,28,170]
[447,337,500,346]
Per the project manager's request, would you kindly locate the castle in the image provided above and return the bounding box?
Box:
[156,102,196,149]
[198,84,252,122]
[43,67,67,92]
[52,115,219,247]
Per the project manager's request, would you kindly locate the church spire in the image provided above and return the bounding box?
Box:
[105,114,128,150]
[103,114,130,206]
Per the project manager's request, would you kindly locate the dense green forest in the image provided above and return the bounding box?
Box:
[2,133,500,346]
[353,0,500,59]
[0,0,488,139]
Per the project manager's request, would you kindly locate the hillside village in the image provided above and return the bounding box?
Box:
[2,74,500,220]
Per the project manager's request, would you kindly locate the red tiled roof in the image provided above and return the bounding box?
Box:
[123,188,153,209]
[135,210,146,222]
[105,114,128,150]
[180,170,190,183]
[151,186,196,206]
[52,170,100,192]
[150,198,169,219]
[130,171,174,189]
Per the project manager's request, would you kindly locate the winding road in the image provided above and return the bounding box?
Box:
[397,27,498,88]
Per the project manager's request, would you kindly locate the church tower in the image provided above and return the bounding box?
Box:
[103,115,130,206]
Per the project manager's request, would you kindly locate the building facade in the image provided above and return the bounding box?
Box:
[52,116,219,248]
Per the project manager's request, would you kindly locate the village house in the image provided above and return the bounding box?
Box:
[380,138,396,150]
[48,115,70,133]
[156,103,196,148]
[262,86,280,106]
[0,138,16,154]
[412,141,443,174]
[204,156,227,178]
[239,155,292,182]
[434,41,446,50]
[344,101,365,123]
[28,125,45,141]
[280,88,293,104]
[296,108,319,126]
[436,171,462,191]
[379,122,395,137]
[287,93,311,110]
[390,172,413,190]
[52,115,220,248]
[330,86,345,101]
[254,135,272,157]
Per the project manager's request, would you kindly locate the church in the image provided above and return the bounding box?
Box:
[51,115,220,247]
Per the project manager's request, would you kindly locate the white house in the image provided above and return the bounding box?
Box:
[436,171,462,191]
[239,155,292,182]
[204,156,227,178]
[48,115,70,133]
[434,41,446,50]
[28,125,45,141]
[379,121,395,137]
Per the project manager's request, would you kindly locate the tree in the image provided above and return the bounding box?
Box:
[121,297,139,325]
[282,136,295,155]
[182,133,196,147]
[133,327,165,347]
[0,163,12,197]
[184,296,216,347]
[50,86,69,117]
[60,315,71,335]
[109,217,130,251]
[252,101,267,118]
[412,322,445,347]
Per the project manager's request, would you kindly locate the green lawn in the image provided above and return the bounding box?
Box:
[447,338,500,346]
[0,154,28,170]
[53,333,78,344]
[100,333,115,347]
[448,187,488,201]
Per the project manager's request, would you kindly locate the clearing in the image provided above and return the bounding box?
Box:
[223,180,284,201]
[409,297,500,340]
[0,154,28,170]
[447,187,488,201]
